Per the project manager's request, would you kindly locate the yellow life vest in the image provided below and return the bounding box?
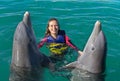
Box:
[47,43,69,55]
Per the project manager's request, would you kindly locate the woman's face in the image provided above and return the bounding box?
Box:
[48,20,59,35]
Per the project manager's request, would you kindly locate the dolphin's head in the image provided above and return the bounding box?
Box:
[77,21,107,73]
[13,12,34,47]
[12,11,41,68]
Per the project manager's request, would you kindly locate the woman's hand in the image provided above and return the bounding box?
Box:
[78,50,83,56]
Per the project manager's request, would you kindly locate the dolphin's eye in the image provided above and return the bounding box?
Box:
[92,47,94,50]
[91,44,95,51]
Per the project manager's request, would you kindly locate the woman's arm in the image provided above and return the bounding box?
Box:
[65,35,78,51]
[65,35,83,55]
[38,37,47,48]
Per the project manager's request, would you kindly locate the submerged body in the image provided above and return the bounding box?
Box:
[38,30,79,55]
[9,12,51,81]
[37,18,83,64]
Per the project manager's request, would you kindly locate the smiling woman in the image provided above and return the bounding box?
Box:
[46,18,59,38]
[37,18,83,63]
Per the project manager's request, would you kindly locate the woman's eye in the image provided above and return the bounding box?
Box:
[50,25,58,27]
[50,25,53,27]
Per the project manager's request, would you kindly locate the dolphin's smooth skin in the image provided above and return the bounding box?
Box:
[62,21,107,81]
[9,11,51,81]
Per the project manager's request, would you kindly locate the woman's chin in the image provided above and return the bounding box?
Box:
[51,32,58,34]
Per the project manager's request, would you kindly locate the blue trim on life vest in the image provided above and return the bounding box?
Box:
[47,35,65,43]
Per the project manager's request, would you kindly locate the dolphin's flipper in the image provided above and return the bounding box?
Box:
[60,61,78,69]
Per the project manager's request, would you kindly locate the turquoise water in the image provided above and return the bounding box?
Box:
[0,0,120,81]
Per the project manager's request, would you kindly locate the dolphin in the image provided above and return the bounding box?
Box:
[9,11,51,81]
[62,21,107,81]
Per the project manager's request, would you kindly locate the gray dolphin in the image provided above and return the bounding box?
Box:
[62,21,107,81]
[9,11,51,81]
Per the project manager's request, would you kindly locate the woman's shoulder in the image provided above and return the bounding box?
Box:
[58,30,66,35]
[41,36,48,41]
[58,30,70,39]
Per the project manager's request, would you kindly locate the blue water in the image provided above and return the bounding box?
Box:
[0,0,120,81]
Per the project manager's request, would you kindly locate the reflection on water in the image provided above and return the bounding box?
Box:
[71,69,105,81]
